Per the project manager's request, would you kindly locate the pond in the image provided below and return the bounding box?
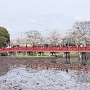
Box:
[0,66,90,90]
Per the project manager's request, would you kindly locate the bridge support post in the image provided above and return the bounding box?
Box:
[79,52,87,65]
[64,52,70,64]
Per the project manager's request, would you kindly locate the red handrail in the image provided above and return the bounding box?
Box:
[0,46,90,52]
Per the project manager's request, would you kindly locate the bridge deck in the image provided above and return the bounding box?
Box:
[0,46,90,53]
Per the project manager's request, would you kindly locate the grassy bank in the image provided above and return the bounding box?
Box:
[7,55,55,59]
[7,52,78,59]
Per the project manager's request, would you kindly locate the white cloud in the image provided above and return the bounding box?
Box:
[74,16,84,21]
[30,20,37,24]
[74,16,90,22]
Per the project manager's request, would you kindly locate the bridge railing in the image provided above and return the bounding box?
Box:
[0,46,90,52]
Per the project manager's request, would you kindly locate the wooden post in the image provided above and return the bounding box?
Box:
[79,52,87,65]
[64,52,70,64]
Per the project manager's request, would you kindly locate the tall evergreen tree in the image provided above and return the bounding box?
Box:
[0,27,10,48]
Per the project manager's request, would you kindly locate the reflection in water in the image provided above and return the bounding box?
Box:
[66,69,69,73]
[0,58,90,84]
[0,65,90,90]
[0,63,10,76]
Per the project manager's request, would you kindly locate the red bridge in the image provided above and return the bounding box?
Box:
[0,46,90,53]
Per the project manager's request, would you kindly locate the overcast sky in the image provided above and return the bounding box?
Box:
[0,0,90,39]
